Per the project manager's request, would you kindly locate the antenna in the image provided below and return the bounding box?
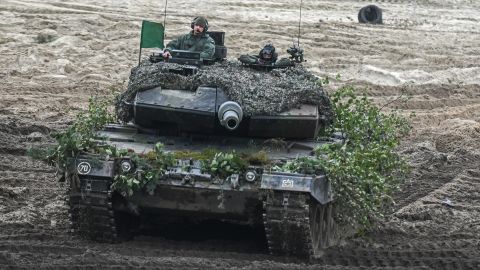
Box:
[163,0,168,43]
[286,0,305,63]
[297,0,303,47]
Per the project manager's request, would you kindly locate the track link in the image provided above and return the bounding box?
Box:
[67,179,119,243]
[262,191,314,258]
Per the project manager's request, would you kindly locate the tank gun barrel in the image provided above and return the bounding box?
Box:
[218,101,243,131]
[222,110,240,130]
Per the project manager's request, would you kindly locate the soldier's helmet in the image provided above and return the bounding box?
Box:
[259,43,278,62]
[191,16,209,32]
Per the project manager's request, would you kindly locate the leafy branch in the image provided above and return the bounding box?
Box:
[279,86,411,229]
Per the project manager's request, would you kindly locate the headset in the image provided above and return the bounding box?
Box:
[259,43,277,61]
[191,17,209,32]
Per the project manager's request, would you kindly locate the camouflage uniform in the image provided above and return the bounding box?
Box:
[165,31,215,59]
[238,43,278,66]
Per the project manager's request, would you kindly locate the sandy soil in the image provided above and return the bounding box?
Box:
[0,0,479,269]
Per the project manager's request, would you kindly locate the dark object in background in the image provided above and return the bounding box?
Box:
[358,5,383,24]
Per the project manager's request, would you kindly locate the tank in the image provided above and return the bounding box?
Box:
[65,31,337,258]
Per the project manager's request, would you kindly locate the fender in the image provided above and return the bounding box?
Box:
[260,172,333,204]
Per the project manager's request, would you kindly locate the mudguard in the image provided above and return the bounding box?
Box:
[73,158,115,178]
[260,172,333,205]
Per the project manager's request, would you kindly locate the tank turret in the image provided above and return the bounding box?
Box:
[131,85,322,139]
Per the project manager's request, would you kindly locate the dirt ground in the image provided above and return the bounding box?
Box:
[0,0,479,269]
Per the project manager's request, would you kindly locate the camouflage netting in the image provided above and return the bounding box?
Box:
[115,60,332,123]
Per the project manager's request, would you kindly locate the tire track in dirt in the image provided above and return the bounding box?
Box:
[1,0,479,269]
[318,247,479,269]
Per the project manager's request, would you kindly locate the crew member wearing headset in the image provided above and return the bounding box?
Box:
[238,43,278,66]
[162,16,215,60]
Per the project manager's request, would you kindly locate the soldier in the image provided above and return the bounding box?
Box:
[162,16,216,60]
[257,43,278,65]
[238,43,278,66]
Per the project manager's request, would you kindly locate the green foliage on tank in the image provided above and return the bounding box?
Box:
[29,82,411,231]
[277,85,411,229]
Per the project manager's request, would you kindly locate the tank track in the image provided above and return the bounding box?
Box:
[262,191,314,257]
[262,190,335,258]
[66,179,119,243]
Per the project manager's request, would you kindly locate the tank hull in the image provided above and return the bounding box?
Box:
[131,186,263,224]
[67,123,336,257]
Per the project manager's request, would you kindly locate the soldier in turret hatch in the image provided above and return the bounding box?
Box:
[238,43,278,66]
[162,16,216,60]
[257,43,278,65]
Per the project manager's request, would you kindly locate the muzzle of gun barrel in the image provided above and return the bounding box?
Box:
[218,101,243,131]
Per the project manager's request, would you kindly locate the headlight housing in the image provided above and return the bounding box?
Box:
[245,171,257,182]
[120,159,133,173]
